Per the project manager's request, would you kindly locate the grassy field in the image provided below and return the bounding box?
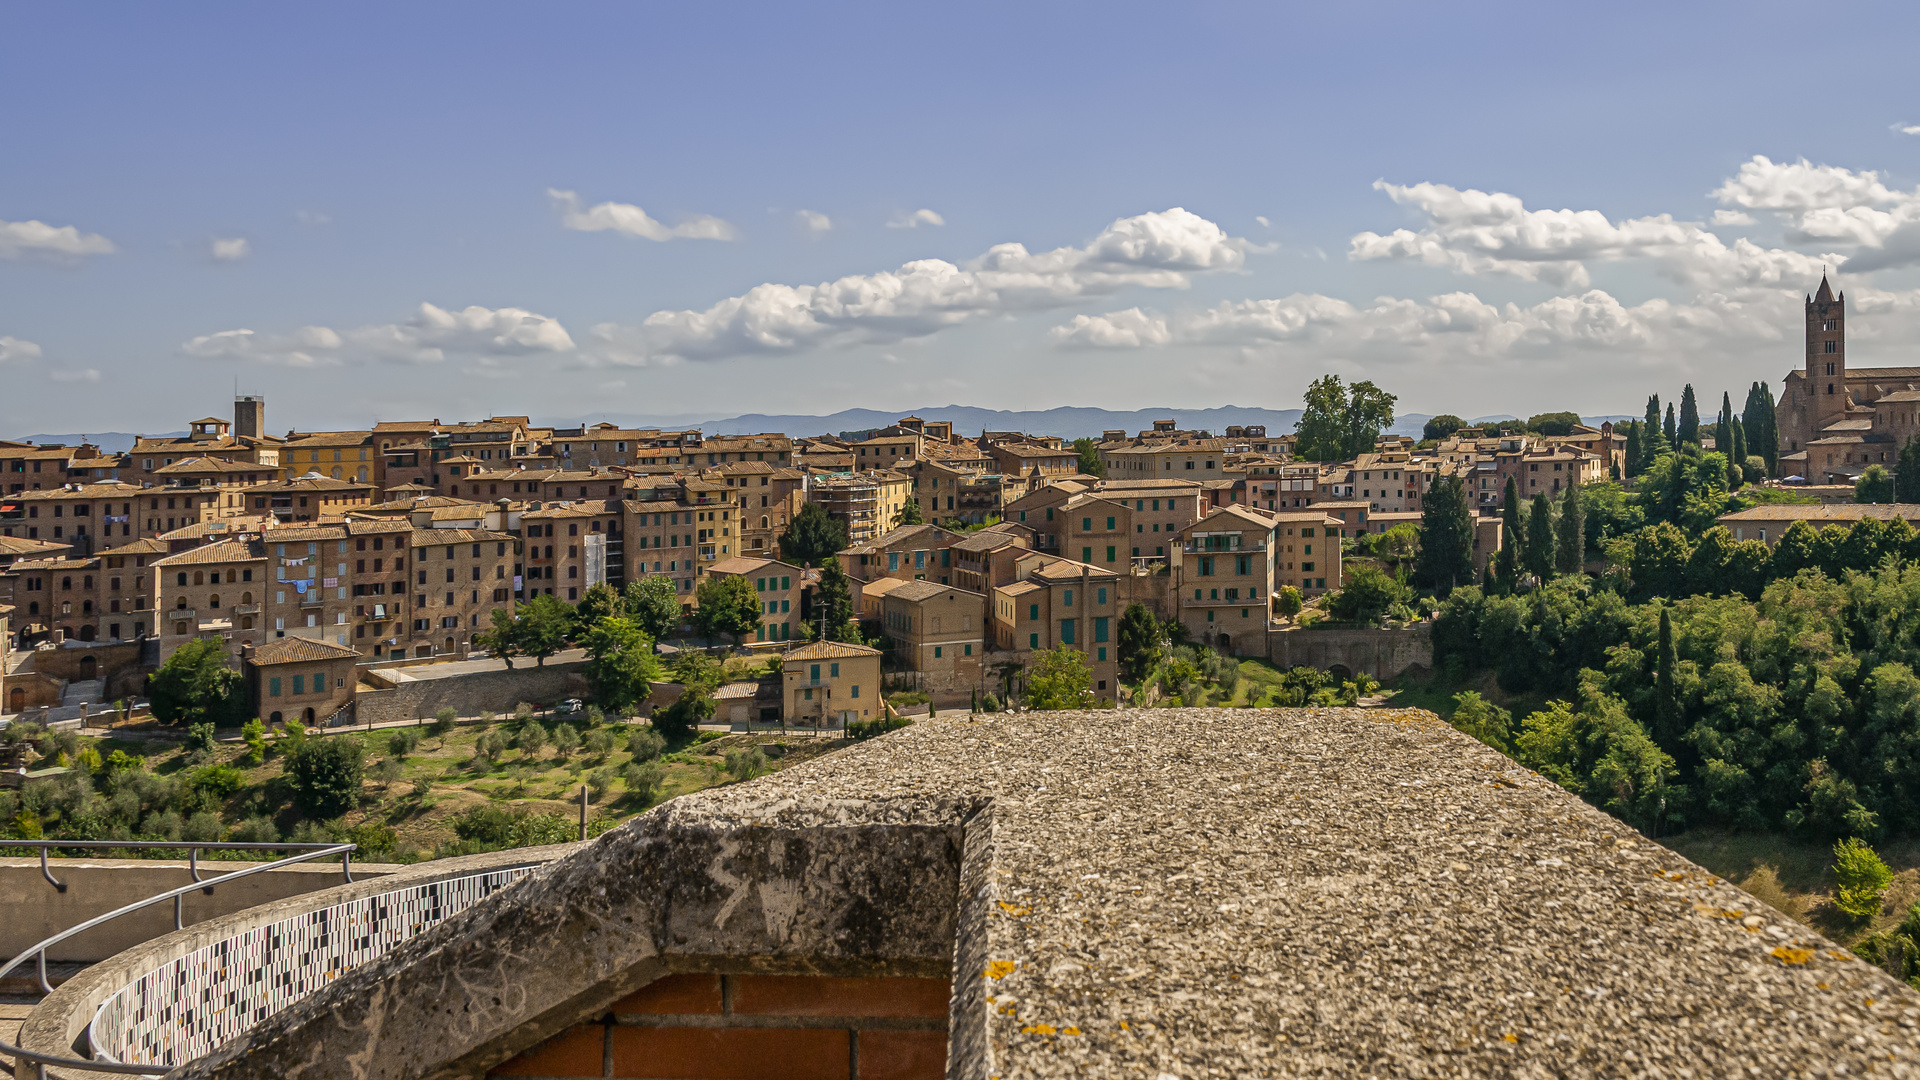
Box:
[72,717,851,862]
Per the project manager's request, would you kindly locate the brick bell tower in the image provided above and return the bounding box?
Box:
[1807,274,1848,432]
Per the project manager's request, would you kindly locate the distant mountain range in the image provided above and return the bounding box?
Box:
[10,411,1642,453]
[9,432,183,454]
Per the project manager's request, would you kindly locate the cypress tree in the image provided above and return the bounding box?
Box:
[1760,383,1780,476]
[1898,437,1920,504]
[1525,492,1556,581]
[1495,475,1524,593]
[1644,395,1661,446]
[1625,423,1642,479]
[1678,385,1700,445]
[1731,422,1748,482]
[1664,403,1678,448]
[1412,474,1475,594]
[1716,391,1733,457]
[1555,480,1585,575]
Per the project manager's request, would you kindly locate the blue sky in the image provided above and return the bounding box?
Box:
[6,0,1920,435]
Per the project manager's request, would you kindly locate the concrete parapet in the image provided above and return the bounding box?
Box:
[164,708,1920,1079]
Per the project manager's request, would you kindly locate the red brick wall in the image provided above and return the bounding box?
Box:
[490,973,949,1080]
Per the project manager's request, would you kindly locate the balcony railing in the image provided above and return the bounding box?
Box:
[166,608,195,621]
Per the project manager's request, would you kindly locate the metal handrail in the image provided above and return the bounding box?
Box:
[0,841,355,1078]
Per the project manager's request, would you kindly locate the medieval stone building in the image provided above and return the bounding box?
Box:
[1778,275,1920,481]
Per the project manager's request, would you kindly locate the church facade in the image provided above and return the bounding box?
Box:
[1777,275,1920,481]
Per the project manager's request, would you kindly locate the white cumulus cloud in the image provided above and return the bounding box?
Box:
[1707,155,1920,269]
[1349,178,1833,289]
[591,207,1248,364]
[888,208,945,229]
[796,210,833,233]
[210,237,251,261]
[0,336,43,363]
[548,189,736,242]
[184,303,574,367]
[0,218,116,261]
[1711,209,1755,226]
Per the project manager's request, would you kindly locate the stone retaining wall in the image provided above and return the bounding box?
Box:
[1264,623,1432,682]
[354,660,590,725]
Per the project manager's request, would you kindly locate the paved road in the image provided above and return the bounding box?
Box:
[375,649,589,682]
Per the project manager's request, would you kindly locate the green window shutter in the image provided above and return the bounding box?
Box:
[1106,546,1115,563]
[781,576,790,590]
[1106,517,1114,530]
[1029,633,1039,648]
[810,664,820,682]
[269,677,281,697]
[1082,547,1092,563]
[831,663,839,677]
[1082,517,1091,530]
[292,675,305,694]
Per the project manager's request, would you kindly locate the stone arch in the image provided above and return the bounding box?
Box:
[7,687,23,712]
[1327,663,1353,682]
[78,655,97,680]
[303,707,316,723]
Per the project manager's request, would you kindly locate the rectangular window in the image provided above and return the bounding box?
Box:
[1097,646,1107,662]
[964,643,973,656]
[1029,603,1039,621]
[269,677,281,697]
[914,550,926,569]
[888,552,900,571]
[1082,517,1092,530]
[292,675,305,695]
[1060,618,1076,644]
[934,646,943,658]
[830,662,840,677]
[1029,632,1039,648]
[1106,545,1115,563]
[1097,587,1108,605]
[1094,616,1109,642]
[1064,589,1073,605]
[851,685,860,699]
[810,663,820,682]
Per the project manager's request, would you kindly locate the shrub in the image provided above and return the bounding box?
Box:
[374,758,404,787]
[344,821,398,861]
[1449,691,1513,751]
[515,722,549,758]
[981,693,1001,713]
[285,736,366,818]
[189,763,246,800]
[183,810,225,842]
[587,767,616,800]
[1834,837,1894,922]
[585,705,606,728]
[232,815,281,844]
[627,727,666,761]
[582,728,613,757]
[387,729,420,759]
[432,708,458,736]
[623,761,666,804]
[551,723,581,757]
[412,776,432,798]
[184,722,219,756]
[279,718,308,755]
[724,747,768,782]
[241,719,267,764]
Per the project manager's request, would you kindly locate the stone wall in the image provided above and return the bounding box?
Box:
[1265,624,1432,682]
[354,660,591,726]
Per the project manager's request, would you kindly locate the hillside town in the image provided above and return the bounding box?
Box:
[8,277,1920,728]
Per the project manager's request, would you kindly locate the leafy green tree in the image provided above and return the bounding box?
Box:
[623,576,683,647]
[516,594,574,665]
[1294,374,1398,463]
[779,502,848,567]
[1448,691,1513,751]
[897,497,924,527]
[1117,603,1163,683]
[581,616,661,712]
[1071,436,1105,477]
[476,608,523,668]
[1524,492,1556,581]
[1274,585,1303,624]
[1423,414,1467,442]
[1327,566,1412,622]
[1898,438,1920,504]
[1024,645,1093,710]
[1412,474,1474,593]
[1526,411,1581,436]
[813,558,857,641]
[1833,837,1894,922]
[285,735,365,819]
[573,583,621,631]
[1494,476,1524,593]
[149,638,245,728]
[1554,481,1585,575]
[1856,464,1896,504]
[694,574,761,645]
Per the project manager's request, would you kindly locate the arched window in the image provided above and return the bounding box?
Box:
[193,571,204,586]
[227,569,238,583]
[241,591,253,605]
[27,601,39,616]
[176,572,188,587]
[61,576,72,590]
[209,594,221,609]
[241,616,254,630]
[81,600,93,615]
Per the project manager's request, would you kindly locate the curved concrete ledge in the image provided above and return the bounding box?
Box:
[150,709,1920,1078]
[17,843,586,1079]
